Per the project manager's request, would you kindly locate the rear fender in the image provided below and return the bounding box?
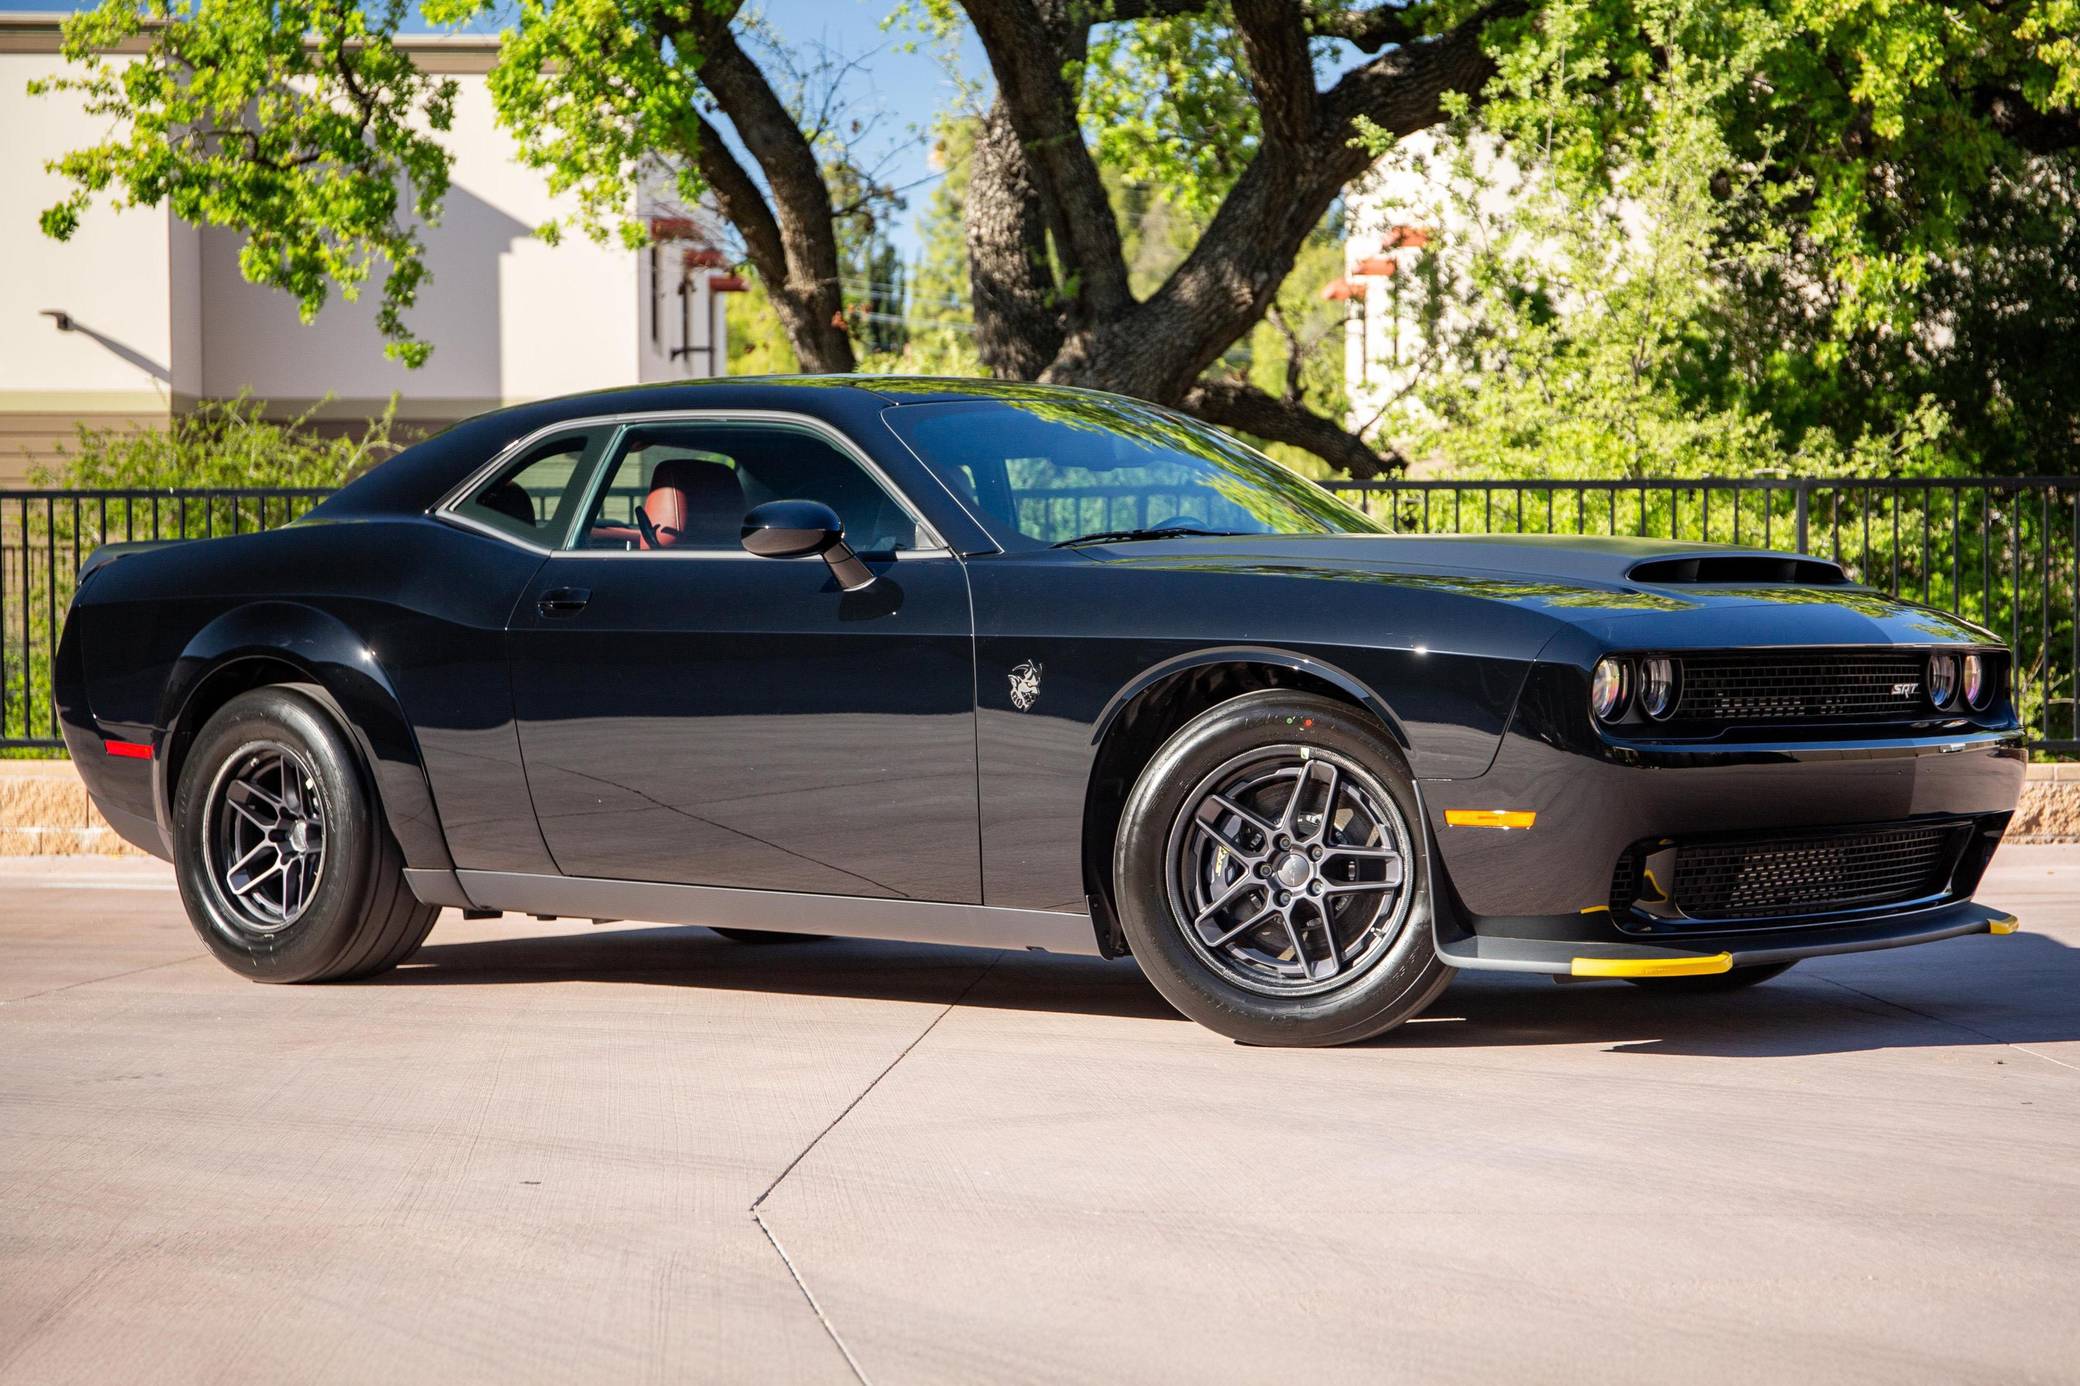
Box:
[157,602,454,871]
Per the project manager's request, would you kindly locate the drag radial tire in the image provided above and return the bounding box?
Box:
[1626,962,1797,992]
[1114,691,1453,1047]
[172,686,436,983]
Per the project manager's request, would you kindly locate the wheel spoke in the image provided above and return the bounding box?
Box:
[1193,874,1262,925]
[1204,793,1277,846]
[1205,903,1277,949]
[1310,900,1343,977]
[225,778,284,825]
[229,853,285,897]
[224,839,270,877]
[1275,908,1313,976]
[1191,813,1264,864]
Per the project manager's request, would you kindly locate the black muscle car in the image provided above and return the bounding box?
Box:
[57,378,2026,1045]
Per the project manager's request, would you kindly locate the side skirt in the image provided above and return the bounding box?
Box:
[447,870,1106,957]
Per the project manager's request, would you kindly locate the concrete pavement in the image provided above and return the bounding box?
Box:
[2,848,2076,1384]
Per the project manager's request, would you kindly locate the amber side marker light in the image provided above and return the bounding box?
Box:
[104,740,152,760]
[1444,809,1536,830]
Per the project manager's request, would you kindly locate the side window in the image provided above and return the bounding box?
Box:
[576,422,923,552]
[454,431,603,544]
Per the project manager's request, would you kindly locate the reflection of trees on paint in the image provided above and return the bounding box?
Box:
[883,393,1382,547]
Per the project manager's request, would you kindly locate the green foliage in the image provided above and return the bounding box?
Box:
[34,394,400,490]
[1078,6,1263,218]
[426,0,722,252]
[34,0,458,366]
[1359,0,2080,478]
[726,271,800,376]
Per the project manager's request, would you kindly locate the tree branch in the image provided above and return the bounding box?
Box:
[1181,379,1398,479]
[1103,3,1517,402]
[966,100,1067,378]
[1233,0,1317,148]
[679,14,854,371]
[957,0,1133,321]
[1309,4,1424,52]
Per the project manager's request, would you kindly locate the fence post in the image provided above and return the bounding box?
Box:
[1793,480,1811,554]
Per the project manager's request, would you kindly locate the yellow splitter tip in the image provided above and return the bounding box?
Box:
[1571,951,1733,978]
[1445,809,1537,830]
[1989,914,2021,935]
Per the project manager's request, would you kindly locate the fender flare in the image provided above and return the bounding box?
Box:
[155,601,455,872]
[1088,644,1415,752]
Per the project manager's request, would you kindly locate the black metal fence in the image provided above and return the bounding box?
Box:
[4,478,2075,752]
[2,489,333,751]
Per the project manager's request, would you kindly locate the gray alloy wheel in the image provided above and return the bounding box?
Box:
[1165,745,1415,998]
[1113,691,1454,1047]
[173,686,436,983]
[202,743,328,933]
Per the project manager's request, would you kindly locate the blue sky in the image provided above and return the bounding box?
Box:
[5,0,987,260]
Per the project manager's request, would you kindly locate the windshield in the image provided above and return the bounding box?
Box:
[880,395,1383,549]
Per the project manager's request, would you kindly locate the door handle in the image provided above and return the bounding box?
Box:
[537,586,591,617]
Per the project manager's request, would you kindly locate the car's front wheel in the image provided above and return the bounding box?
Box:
[172,687,436,983]
[1113,692,1452,1046]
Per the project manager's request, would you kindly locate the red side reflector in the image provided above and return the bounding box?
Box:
[104,739,153,760]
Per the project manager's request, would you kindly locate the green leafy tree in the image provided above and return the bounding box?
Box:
[33,0,2080,474]
[33,0,455,366]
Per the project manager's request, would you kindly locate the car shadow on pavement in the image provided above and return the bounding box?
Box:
[1388,931,2080,1059]
[370,920,2080,1058]
[368,924,1188,1023]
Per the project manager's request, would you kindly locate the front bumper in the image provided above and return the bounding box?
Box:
[1422,662,2028,969]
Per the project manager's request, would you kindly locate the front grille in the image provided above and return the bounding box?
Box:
[1612,823,1970,923]
[1672,652,1929,724]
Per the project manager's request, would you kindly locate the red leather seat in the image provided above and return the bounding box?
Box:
[643,459,745,548]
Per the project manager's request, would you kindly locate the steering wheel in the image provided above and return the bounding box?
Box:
[633,504,660,550]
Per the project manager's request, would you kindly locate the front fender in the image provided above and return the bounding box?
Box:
[158,602,454,872]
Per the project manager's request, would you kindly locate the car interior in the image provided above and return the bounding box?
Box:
[579,426,922,553]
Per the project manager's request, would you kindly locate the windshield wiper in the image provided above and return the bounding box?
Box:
[1052,526,1244,548]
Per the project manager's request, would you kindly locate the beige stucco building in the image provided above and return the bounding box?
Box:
[0,13,732,486]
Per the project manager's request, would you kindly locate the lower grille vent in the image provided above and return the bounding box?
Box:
[1612,822,1969,923]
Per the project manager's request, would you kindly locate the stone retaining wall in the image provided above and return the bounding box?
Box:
[5,758,2076,856]
[0,761,146,856]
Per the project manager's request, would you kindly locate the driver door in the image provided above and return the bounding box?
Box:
[507,417,982,903]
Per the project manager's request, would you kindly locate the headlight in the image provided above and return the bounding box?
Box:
[1639,656,1678,720]
[1927,653,1960,708]
[1963,653,1993,710]
[1591,658,1628,722]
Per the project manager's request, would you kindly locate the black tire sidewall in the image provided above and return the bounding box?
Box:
[1114,691,1450,1046]
[173,687,379,982]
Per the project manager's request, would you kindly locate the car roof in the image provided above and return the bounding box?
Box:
[309,375,1114,521]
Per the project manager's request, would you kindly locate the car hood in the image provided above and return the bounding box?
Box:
[1090,533,2000,649]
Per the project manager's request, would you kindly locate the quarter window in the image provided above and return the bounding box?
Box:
[576,421,923,552]
[454,430,606,545]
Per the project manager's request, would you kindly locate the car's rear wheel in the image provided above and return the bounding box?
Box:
[1625,961,1796,992]
[710,928,828,945]
[173,687,436,983]
[1113,691,1452,1046]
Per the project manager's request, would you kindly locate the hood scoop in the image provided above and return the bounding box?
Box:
[1627,553,1848,586]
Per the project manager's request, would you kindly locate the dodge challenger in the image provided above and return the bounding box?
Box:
[56,378,2026,1045]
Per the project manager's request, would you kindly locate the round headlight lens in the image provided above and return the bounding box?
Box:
[1927,653,1960,708]
[1639,656,1678,720]
[1591,658,1628,722]
[1963,653,1991,710]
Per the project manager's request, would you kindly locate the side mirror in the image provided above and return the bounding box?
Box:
[740,498,875,591]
